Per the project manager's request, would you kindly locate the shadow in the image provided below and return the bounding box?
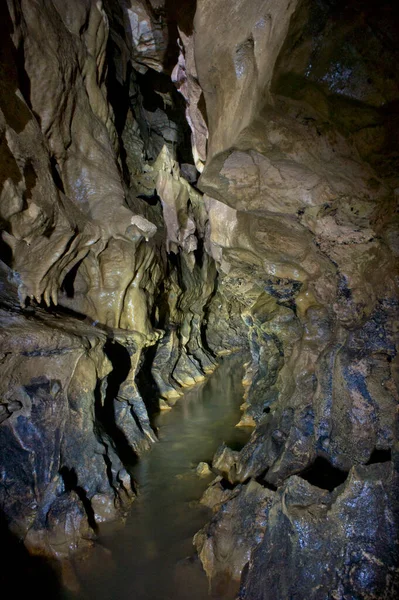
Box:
[162,0,198,72]
[200,266,218,358]
[299,456,348,492]
[104,0,198,168]
[366,448,392,465]
[95,340,139,467]
[0,129,23,194]
[102,0,133,186]
[135,282,170,428]
[33,300,88,322]
[137,192,161,206]
[60,258,85,299]
[135,67,194,164]
[135,342,162,428]
[0,235,13,268]
[59,467,98,532]
[255,469,278,492]
[23,160,38,204]
[135,281,177,429]
[0,510,64,599]
[50,156,66,194]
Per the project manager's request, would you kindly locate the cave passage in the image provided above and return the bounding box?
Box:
[64,355,251,600]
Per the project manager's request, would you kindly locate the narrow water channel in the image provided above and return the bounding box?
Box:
[66,354,251,600]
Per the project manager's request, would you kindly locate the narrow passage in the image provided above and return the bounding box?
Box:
[67,355,251,600]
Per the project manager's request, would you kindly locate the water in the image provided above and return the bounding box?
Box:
[66,354,251,600]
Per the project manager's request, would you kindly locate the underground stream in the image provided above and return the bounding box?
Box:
[64,354,252,600]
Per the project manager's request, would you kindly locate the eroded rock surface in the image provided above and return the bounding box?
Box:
[191,0,399,597]
[0,0,229,559]
[0,0,398,598]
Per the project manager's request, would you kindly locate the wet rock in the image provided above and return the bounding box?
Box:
[195,479,274,594]
[239,464,399,599]
[124,0,168,74]
[196,462,212,478]
[1,0,399,591]
[159,399,172,411]
[0,294,135,554]
[212,443,240,483]
[200,476,239,511]
[91,494,120,524]
[191,2,399,596]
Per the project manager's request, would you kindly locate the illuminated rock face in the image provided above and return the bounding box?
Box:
[0,0,221,557]
[1,0,399,596]
[192,2,399,597]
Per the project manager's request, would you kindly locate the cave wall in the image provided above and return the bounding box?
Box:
[192,1,399,597]
[0,0,236,558]
[0,0,398,597]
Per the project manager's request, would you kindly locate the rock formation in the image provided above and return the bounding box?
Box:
[0,0,398,598]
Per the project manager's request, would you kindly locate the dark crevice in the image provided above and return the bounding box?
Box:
[103,339,132,399]
[15,42,32,112]
[299,456,349,492]
[60,258,85,298]
[135,68,194,165]
[162,0,198,72]
[0,3,32,134]
[201,269,218,357]
[137,192,160,206]
[0,236,13,267]
[22,160,37,203]
[95,341,139,468]
[33,301,87,321]
[219,478,237,491]
[255,469,278,492]
[101,441,118,493]
[102,0,132,186]
[59,466,98,532]
[129,407,145,435]
[197,90,208,128]
[136,343,162,429]
[193,235,204,269]
[50,156,65,194]
[366,448,392,465]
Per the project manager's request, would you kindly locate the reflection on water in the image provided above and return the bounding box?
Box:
[66,354,251,600]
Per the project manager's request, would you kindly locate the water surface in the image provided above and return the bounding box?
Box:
[68,354,251,600]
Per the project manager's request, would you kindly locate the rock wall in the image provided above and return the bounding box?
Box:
[192,0,399,598]
[0,0,398,598]
[0,0,235,559]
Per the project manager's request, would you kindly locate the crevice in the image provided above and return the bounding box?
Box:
[102,0,132,186]
[255,469,277,492]
[137,192,160,206]
[101,439,119,493]
[220,478,237,491]
[366,448,392,465]
[200,268,218,357]
[33,301,87,322]
[162,0,198,72]
[299,456,349,492]
[135,343,162,428]
[95,341,139,468]
[50,156,65,194]
[0,236,13,267]
[60,258,84,298]
[59,466,98,532]
[135,68,194,164]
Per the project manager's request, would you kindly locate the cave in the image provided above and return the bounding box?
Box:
[0,0,398,599]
